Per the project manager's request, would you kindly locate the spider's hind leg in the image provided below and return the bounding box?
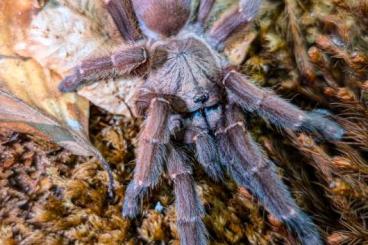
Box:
[167,146,207,245]
[216,104,323,245]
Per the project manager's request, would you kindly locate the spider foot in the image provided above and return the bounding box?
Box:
[285,213,323,245]
[122,181,146,218]
[216,104,323,245]
[58,73,81,93]
[303,109,345,141]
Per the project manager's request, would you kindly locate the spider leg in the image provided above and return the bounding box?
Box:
[103,0,142,42]
[122,97,171,217]
[208,0,262,49]
[190,109,223,181]
[59,46,147,92]
[194,132,223,181]
[216,104,322,245]
[166,110,223,181]
[167,146,207,245]
[196,0,215,26]
[222,70,344,141]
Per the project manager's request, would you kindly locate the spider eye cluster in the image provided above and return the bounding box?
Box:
[132,0,191,38]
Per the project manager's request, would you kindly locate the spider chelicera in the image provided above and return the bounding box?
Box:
[59,0,344,244]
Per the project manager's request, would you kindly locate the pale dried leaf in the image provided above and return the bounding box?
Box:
[11,0,253,117]
[225,30,258,65]
[15,0,141,117]
[15,0,120,74]
[0,0,95,157]
[0,90,92,156]
[78,77,144,116]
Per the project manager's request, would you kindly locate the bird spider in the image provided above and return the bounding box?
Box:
[59,0,344,244]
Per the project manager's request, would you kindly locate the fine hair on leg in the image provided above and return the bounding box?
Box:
[215,104,323,245]
[59,46,147,92]
[132,0,192,38]
[194,132,223,181]
[208,0,262,48]
[167,146,207,245]
[190,107,224,181]
[122,97,170,217]
[196,0,215,25]
[104,0,142,42]
[222,70,344,141]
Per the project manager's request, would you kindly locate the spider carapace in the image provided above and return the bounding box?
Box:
[59,1,344,244]
[145,37,223,113]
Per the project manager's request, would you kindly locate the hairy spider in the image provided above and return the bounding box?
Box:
[59,0,344,244]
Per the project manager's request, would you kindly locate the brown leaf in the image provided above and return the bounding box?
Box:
[224,29,258,66]
[15,0,120,74]
[0,0,116,198]
[0,0,100,159]
[12,0,245,117]
[0,90,93,156]
[13,0,139,117]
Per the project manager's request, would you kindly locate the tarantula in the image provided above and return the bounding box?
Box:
[59,0,344,244]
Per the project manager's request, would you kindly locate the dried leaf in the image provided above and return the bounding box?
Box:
[225,29,258,65]
[0,0,99,159]
[13,0,247,117]
[14,0,140,117]
[15,0,119,74]
[77,77,144,117]
[0,90,92,156]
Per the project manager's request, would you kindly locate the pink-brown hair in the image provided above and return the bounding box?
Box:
[133,0,191,37]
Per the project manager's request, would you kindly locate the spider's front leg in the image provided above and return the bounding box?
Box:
[222,70,344,141]
[59,46,147,92]
[167,146,207,245]
[122,97,171,217]
[216,104,322,245]
[104,0,142,42]
[208,0,262,49]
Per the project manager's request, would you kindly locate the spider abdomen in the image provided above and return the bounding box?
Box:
[146,37,223,113]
